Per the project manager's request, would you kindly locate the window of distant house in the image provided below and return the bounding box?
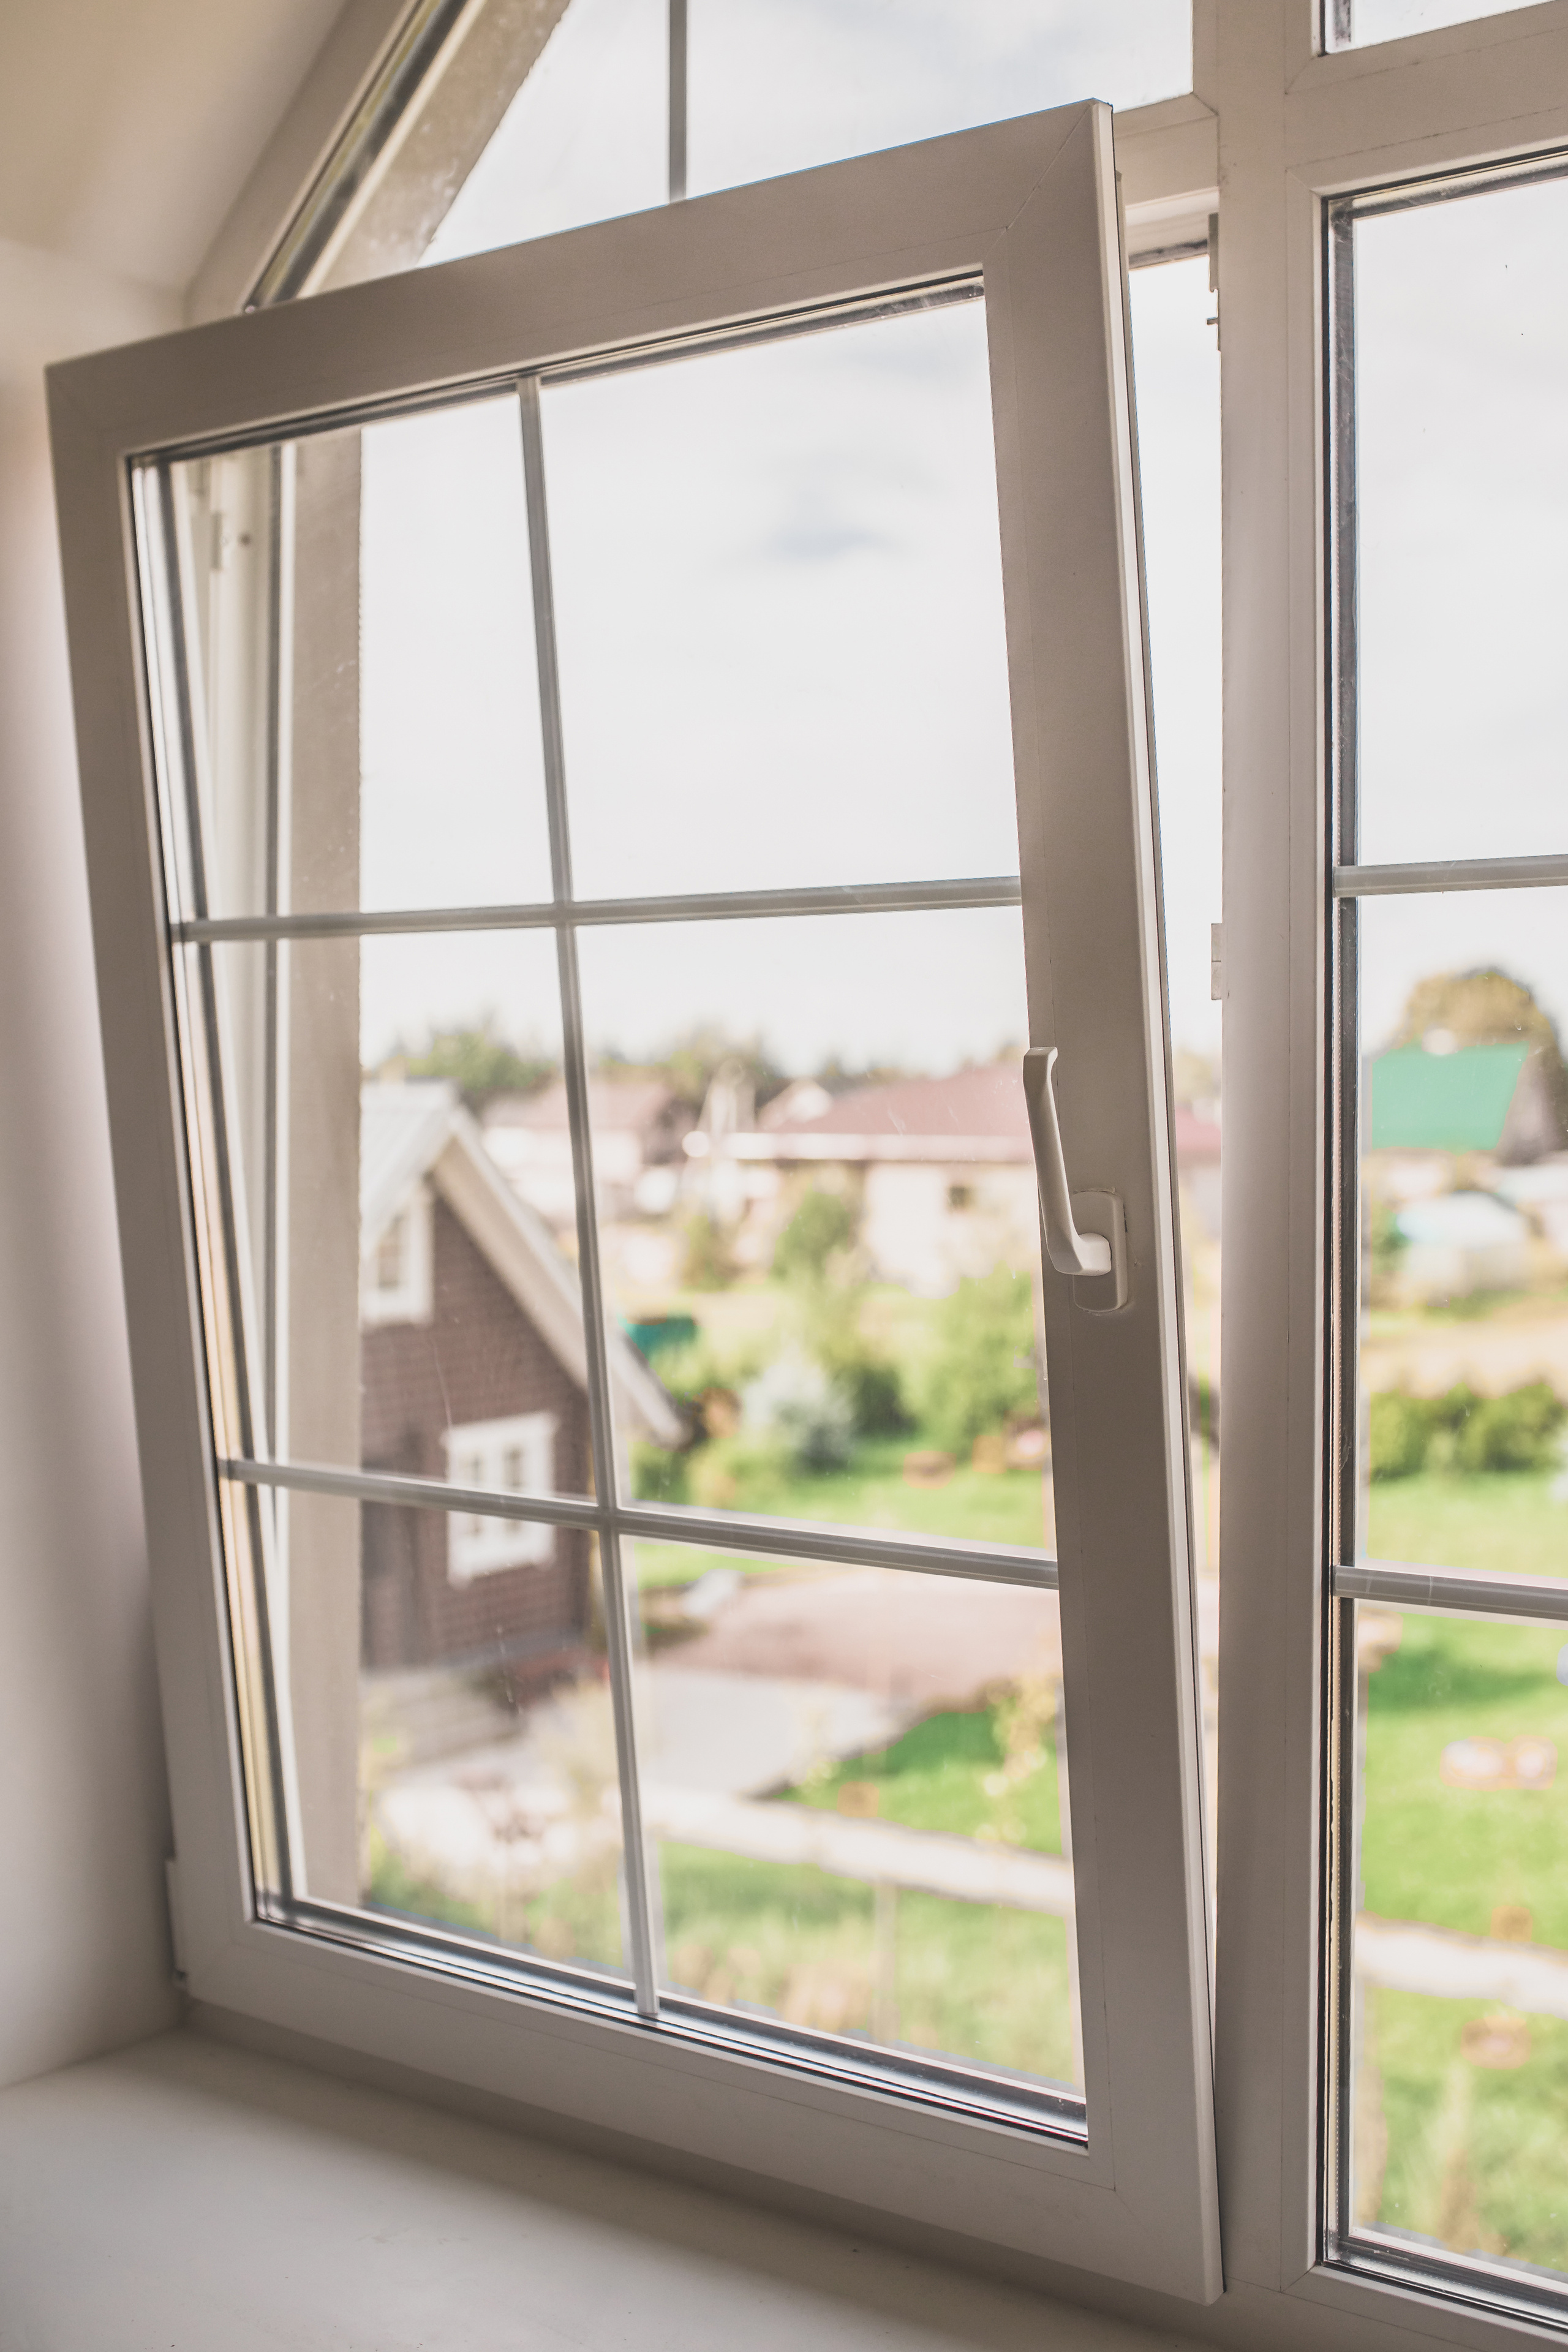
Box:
[445,1415,557,1575]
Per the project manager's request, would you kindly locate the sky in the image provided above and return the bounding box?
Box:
[1352,173,1568,1052]
[355,0,1224,1082]
[310,2,1568,1088]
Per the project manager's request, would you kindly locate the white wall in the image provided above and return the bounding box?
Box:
[0,0,388,2090]
[0,236,183,2084]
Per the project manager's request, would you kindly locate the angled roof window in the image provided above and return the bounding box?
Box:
[255,0,1193,301]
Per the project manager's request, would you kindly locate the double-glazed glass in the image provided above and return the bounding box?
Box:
[687,0,1189,198]
[148,398,552,924]
[176,932,594,1496]
[635,1540,1077,2092]
[228,1480,627,1977]
[542,297,1020,899]
[1330,1,1526,48]
[1348,1602,1568,2273]
[1351,172,1568,868]
[1356,891,1568,1587]
[579,905,1053,1553]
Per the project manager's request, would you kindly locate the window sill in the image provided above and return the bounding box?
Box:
[0,2019,1174,2352]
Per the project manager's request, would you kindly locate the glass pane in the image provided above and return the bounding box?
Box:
[688,1,1191,196]
[178,931,633,1501]
[1131,251,1222,1876]
[1358,890,1568,1583]
[577,906,1051,1551]
[1354,173,1568,867]
[1335,1,1526,47]
[230,1480,628,1977]
[1349,1602,1568,2275]
[423,0,666,266]
[147,396,551,922]
[635,1539,1078,2092]
[542,299,1020,899]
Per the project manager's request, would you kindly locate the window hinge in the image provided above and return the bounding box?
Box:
[1210,922,1226,1002]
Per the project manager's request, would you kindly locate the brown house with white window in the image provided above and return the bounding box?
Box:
[358,1083,683,1678]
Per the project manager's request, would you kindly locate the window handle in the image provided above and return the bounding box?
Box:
[1022,1048,1128,1309]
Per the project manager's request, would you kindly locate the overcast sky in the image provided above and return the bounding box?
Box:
[359,2,1568,1089]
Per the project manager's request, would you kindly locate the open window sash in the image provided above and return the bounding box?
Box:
[50,100,1217,2300]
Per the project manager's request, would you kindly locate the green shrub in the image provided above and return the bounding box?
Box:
[1366,1380,1567,1480]
[630,1441,690,1504]
[680,1209,736,1291]
[916,1268,1039,1457]
[1369,1391,1432,1482]
[772,1186,858,1286]
[1453,1379,1566,1474]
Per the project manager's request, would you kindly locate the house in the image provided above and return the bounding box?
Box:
[695,1064,1223,1294]
[483,1076,693,1228]
[1370,1038,1564,1169]
[358,1083,682,1675]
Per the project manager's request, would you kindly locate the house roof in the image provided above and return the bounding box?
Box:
[362,1082,684,1446]
[704,1065,1222,1169]
[484,1077,684,1135]
[1370,1042,1531,1154]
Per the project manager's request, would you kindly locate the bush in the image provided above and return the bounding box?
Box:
[1369,1391,1431,1481]
[916,1268,1039,1458]
[680,1209,736,1291]
[1366,1380,1567,1480]
[630,1441,690,1504]
[772,1187,858,1286]
[831,1349,911,1437]
[1453,1379,1566,1474]
[743,1351,854,1472]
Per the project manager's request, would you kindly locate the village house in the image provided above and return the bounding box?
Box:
[358,1082,682,1677]
[686,1063,1223,1295]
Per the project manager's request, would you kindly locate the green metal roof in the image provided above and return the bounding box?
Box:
[1369,1041,1530,1153]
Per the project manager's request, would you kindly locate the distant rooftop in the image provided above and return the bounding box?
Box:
[1370,1041,1531,1155]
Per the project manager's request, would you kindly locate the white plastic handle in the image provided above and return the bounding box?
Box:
[1021,1047,1114,1279]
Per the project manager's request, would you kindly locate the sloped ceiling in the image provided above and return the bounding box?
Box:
[0,0,352,289]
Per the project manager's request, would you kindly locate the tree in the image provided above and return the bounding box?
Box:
[396,1025,555,1111]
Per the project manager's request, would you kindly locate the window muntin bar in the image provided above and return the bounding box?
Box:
[169,873,1026,944]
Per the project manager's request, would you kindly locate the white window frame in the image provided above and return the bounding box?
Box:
[51,99,1220,2304]
[443,1412,557,1576]
[53,1,1568,2339]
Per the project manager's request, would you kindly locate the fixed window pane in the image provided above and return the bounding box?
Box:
[172,931,643,1499]
[542,298,1019,899]
[633,1538,1078,2098]
[1350,170,1568,867]
[224,1478,628,1976]
[576,907,1052,1552]
[688,0,1189,197]
[1330,1,1527,48]
[1348,1601,1568,2277]
[145,397,552,922]
[1355,890,1568,1582]
[423,0,666,266]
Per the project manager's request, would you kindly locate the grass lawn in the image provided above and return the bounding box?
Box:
[1366,1468,1568,1582]
[658,1700,1076,2085]
[630,1435,1049,1588]
[1358,1610,1568,2265]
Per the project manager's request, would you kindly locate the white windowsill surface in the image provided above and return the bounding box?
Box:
[0,2025,1188,2351]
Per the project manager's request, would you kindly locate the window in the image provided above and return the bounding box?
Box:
[1328,152,1568,2320]
[445,1414,557,1576]
[55,100,1219,2301]
[56,2,1568,2342]
[362,1186,433,1325]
